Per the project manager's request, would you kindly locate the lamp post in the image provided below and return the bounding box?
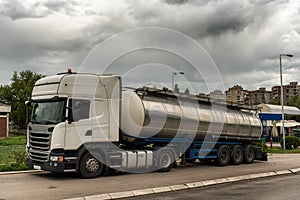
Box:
[172,72,184,91]
[279,54,293,150]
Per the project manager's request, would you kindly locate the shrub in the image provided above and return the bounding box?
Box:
[255,141,268,152]
[280,136,300,150]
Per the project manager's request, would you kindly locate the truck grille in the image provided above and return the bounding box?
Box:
[29,131,51,163]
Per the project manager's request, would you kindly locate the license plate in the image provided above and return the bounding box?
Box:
[33,165,41,170]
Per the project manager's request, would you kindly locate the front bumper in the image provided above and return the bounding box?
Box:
[26,151,78,173]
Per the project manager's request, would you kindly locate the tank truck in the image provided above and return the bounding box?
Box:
[26,70,267,178]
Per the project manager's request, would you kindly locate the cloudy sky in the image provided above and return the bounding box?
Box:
[0,0,299,93]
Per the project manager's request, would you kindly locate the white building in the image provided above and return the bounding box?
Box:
[0,103,11,138]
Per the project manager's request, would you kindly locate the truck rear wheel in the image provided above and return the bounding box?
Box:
[243,145,255,164]
[217,145,230,166]
[79,152,104,178]
[157,150,174,172]
[231,145,243,165]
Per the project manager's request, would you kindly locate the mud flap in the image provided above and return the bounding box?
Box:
[255,147,268,161]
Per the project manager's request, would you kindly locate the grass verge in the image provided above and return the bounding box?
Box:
[267,146,300,154]
[0,135,26,145]
[0,136,28,172]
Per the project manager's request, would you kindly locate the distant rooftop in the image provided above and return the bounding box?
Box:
[259,104,300,115]
[0,103,11,113]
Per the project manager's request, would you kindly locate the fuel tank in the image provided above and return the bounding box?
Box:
[120,88,262,143]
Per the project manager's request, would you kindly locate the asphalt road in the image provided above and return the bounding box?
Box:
[0,154,300,200]
[126,173,300,200]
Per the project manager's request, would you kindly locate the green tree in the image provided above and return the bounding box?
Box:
[287,96,300,108]
[270,98,280,105]
[0,85,13,104]
[0,70,44,129]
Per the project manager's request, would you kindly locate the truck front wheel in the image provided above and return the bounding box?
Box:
[157,150,174,172]
[79,152,104,178]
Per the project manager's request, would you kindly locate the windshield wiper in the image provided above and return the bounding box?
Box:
[30,120,39,124]
[38,120,57,125]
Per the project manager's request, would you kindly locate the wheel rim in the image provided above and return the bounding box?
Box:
[85,157,100,173]
[218,146,230,166]
[220,150,228,161]
[161,153,172,168]
[247,148,254,160]
[234,148,242,161]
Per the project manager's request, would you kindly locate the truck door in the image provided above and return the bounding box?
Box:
[91,99,110,142]
[65,98,92,150]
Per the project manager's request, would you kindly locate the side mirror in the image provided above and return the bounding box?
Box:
[25,100,31,106]
[25,100,31,127]
[66,106,73,124]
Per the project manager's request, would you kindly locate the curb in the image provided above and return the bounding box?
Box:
[0,170,44,176]
[64,167,300,200]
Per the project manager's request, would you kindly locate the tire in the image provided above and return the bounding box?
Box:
[79,152,104,178]
[217,145,230,166]
[243,145,255,164]
[157,150,174,172]
[231,145,243,165]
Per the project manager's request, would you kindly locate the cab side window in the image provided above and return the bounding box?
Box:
[69,99,90,122]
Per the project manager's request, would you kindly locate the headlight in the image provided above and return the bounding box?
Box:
[50,156,59,162]
[50,156,64,162]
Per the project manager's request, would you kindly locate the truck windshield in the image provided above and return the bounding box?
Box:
[31,100,66,125]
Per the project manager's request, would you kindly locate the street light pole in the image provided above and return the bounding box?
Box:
[172,72,184,91]
[279,54,293,150]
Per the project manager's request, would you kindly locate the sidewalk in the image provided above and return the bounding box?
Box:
[265,142,281,148]
[65,167,300,200]
[64,153,300,200]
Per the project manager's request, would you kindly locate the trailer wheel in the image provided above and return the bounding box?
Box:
[79,152,104,178]
[231,145,243,165]
[157,150,174,172]
[243,145,255,164]
[217,145,230,166]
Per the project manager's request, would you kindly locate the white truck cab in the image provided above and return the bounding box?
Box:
[26,71,122,176]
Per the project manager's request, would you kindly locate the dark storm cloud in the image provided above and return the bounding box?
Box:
[43,0,80,16]
[205,13,250,36]
[0,0,50,20]
[0,0,299,91]
[164,0,189,5]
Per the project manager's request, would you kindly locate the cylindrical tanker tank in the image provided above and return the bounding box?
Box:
[120,90,262,143]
